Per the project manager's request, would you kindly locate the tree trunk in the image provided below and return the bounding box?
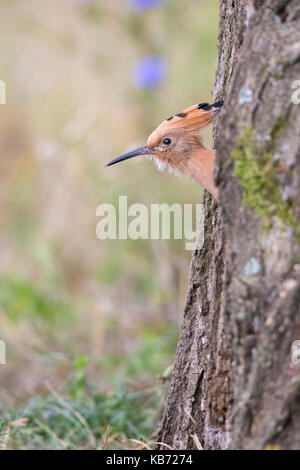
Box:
[157,0,300,450]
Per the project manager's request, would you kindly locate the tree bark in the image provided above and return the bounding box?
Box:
[157,0,300,450]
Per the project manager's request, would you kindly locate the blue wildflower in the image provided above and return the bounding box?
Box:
[129,0,167,12]
[132,55,167,89]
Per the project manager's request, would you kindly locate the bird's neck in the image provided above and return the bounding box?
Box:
[185,148,219,200]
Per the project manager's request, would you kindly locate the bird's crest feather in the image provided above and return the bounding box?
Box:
[147,100,223,148]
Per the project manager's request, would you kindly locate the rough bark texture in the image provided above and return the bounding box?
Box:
[157,0,300,450]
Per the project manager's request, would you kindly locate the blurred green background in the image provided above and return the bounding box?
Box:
[0,0,219,449]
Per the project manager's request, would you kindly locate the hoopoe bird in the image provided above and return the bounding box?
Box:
[106,100,223,200]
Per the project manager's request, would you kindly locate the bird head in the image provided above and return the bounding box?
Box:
[106,100,223,198]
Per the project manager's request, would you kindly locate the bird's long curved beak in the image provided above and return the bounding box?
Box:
[105,145,152,167]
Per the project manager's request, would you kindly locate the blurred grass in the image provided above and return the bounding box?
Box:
[0,355,169,450]
[0,0,219,449]
[0,275,74,323]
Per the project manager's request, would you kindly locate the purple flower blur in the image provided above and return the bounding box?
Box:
[129,0,167,12]
[132,55,167,89]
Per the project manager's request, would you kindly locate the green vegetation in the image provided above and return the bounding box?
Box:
[0,321,177,449]
[0,275,73,323]
[0,355,169,450]
[229,118,298,240]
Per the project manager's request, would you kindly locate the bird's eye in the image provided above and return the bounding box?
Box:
[163,138,172,145]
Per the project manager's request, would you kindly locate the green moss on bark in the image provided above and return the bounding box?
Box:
[228,117,298,242]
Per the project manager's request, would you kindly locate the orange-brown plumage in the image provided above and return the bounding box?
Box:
[106,100,223,200]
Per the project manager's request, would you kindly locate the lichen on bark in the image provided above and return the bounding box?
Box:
[228,119,299,245]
